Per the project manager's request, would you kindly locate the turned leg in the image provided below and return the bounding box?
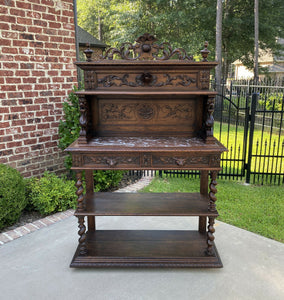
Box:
[85,170,95,231]
[206,217,215,256]
[199,171,208,233]
[209,170,218,212]
[77,216,87,255]
[75,171,85,212]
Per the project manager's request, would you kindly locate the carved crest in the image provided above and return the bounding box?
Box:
[99,33,193,61]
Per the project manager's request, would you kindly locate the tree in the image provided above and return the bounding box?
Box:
[77,0,284,79]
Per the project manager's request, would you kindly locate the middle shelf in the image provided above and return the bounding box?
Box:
[75,192,218,217]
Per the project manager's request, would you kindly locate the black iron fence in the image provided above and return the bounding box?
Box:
[162,80,284,185]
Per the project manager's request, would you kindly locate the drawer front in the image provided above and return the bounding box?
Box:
[72,153,221,170]
[73,153,140,169]
[92,71,199,90]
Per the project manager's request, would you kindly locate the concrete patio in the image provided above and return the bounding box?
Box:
[1,212,284,300]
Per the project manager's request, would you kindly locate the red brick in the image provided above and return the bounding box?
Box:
[0,122,10,129]
[6,77,21,84]
[0,233,13,243]
[20,63,34,69]
[0,39,11,46]
[33,4,46,12]
[1,31,18,39]
[32,70,45,76]
[2,47,18,54]
[14,147,30,154]
[11,119,25,126]
[28,27,43,34]
[34,19,47,27]
[10,8,26,17]
[8,154,25,162]
[0,135,12,143]
[35,34,49,41]
[0,15,16,23]
[26,11,41,19]
[23,77,37,84]
[11,24,26,32]
[3,62,18,69]
[16,70,30,76]
[23,91,38,98]
[23,125,36,132]
[26,105,40,111]
[24,138,37,145]
[42,13,56,21]
[16,1,32,9]
[7,141,22,148]
[41,0,54,6]
[0,85,17,91]
[8,92,23,99]
[0,23,10,30]
[17,17,33,25]
[32,220,47,229]
[13,40,29,47]
[10,104,25,111]
[37,123,50,129]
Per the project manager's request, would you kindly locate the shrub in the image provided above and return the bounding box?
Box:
[94,170,124,192]
[27,172,77,215]
[0,164,27,229]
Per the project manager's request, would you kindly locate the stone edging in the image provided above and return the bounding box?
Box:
[0,175,154,245]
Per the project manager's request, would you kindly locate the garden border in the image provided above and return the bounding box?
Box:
[0,175,154,245]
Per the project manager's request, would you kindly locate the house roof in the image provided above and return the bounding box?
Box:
[77,26,107,48]
[267,64,284,73]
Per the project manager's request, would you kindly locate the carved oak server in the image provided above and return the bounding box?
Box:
[67,34,227,268]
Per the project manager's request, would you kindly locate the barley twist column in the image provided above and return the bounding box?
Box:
[206,217,215,256]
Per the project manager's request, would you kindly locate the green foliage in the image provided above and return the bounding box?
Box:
[27,172,77,215]
[77,0,284,78]
[0,164,27,229]
[93,170,124,192]
[58,88,80,169]
[258,93,283,111]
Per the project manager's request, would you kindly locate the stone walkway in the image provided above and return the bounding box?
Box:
[0,175,154,245]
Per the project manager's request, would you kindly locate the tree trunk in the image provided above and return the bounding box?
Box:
[254,0,259,85]
[215,0,223,100]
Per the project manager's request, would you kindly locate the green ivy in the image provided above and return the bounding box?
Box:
[258,93,283,111]
[58,88,124,191]
[58,87,80,169]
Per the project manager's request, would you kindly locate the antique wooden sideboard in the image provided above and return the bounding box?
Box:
[66,34,227,268]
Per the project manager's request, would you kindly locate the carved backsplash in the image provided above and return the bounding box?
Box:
[100,33,194,61]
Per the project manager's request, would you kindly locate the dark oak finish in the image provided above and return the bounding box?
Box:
[70,230,222,268]
[74,192,218,217]
[66,34,227,268]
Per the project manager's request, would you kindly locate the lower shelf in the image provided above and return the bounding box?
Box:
[70,230,222,268]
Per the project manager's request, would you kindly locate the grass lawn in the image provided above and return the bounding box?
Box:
[141,176,284,243]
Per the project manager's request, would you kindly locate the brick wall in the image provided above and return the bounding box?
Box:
[0,0,78,177]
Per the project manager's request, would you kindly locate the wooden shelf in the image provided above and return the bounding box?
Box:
[70,230,222,268]
[75,192,218,217]
[75,90,217,96]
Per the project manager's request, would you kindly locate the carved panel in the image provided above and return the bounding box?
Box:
[141,154,152,168]
[199,70,210,89]
[72,155,83,167]
[152,155,209,168]
[97,73,196,88]
[83,155,140,168]
[100,102,194,123]
[210,155,221,167]
[84,71,97,90]
[101,33,194,61]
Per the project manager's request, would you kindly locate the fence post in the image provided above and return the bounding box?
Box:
[246,93,258,184]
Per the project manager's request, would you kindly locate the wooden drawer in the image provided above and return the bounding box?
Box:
[72,152,221,170]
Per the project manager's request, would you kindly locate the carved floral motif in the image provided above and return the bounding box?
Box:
[98,73,196,88]
[101,103,193,122]
[83,155,140,167]
[200,70,210,89]
[101,33,194,61]
[155,156,209,166]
